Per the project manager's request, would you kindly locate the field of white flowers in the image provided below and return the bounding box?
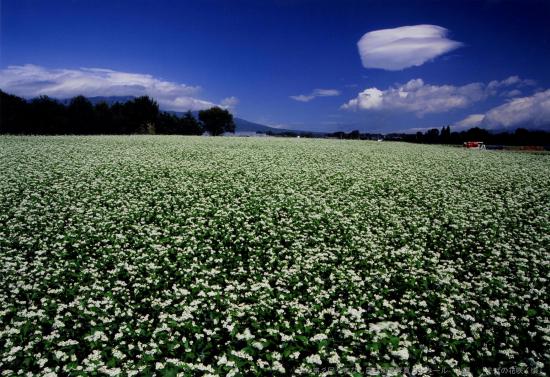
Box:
[0,136,549,376]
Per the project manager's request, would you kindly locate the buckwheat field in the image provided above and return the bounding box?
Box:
[1,136,549,376]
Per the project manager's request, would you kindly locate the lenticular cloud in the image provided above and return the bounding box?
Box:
[357,25,463,71]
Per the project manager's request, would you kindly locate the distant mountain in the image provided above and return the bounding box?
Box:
[487,125,550,133]
[57,96,135,106]
[231,119,325,135]
[232,117,279,133]
[168,110,318,135]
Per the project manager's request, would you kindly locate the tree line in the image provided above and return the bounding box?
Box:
[390,126,550,146]
[328,126,550,146]
[0,90,235,136]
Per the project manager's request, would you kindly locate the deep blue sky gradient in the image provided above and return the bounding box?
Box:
[1,0,550,132]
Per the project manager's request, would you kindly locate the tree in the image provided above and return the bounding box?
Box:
[156,111,203,135]
[110,102,127,134]
[0,90,29,134]
[156,112,179,134]
[68,95,95,134]
[29,96,67,134]
[440,125,451,143]
[514,128,529,145]
[349,130,360,139]
[124,96,159,134]
[464,127,489,141]
[94,102,113,134]
[180,111,203,135]
[198,107,235,136]
[424,128,440,143]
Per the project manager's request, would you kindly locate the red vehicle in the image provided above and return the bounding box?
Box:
[464,141,486,149]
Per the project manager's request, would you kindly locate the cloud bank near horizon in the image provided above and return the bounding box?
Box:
[0,64,231,111]
[455,90,550,130]
[357,25,463,71]
[342,76,537,119]
[341,78,486,116]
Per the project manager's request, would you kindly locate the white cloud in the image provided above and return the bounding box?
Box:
[487,75,536,95]
[290,88,341,102]
[456,90,550,130]
[0,64,224,111]
[455,114,485,129]
[266,123,289,129]
[342,76,537,117]
[313,89,340,96]
[342,78,485,116]
[357,25,462,71]
[290,94,315,102]
[342,88,383,110]
[220,96,239,109]
[501,89,522,98]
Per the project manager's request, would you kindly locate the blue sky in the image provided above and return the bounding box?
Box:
[1,0,550,132]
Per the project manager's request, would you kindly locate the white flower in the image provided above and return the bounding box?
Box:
[37,358,48,368]
[235,328,255,341]
[328,353,340,364]
[445,359,458,368]
[412,364,431,376]
[391,348,409,360]
[281,334,293,342]
[310,333,328,342]
[289,351,300,360]
[369,321,399,333]
[252,341,264,350]
[306,354,322,365]
[272,360,286,373]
